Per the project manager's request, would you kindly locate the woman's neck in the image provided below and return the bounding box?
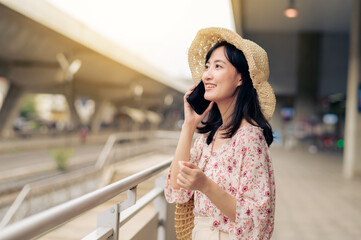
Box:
[216,97,237,131]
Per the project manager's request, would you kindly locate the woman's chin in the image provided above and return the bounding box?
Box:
[204,92,214,101]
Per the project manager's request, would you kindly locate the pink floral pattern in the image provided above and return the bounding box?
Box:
[164,125,275,239]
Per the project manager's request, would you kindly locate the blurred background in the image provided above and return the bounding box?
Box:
[0,0,360,239]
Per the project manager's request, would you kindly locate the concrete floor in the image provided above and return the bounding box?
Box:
[271,147,361,240]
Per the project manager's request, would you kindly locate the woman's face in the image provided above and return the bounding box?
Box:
[202,46,242,104]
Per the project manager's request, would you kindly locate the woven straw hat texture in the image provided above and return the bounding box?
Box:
[188,27,276,121]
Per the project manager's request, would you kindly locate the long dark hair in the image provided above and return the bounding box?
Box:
[197,41,273,146]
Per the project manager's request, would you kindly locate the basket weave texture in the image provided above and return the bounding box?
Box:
[174,197,194,240]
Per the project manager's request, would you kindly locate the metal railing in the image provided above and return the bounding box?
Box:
[0,130,179,228]
[0,158,174,240]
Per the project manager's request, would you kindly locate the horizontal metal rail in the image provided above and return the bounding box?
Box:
[83,186,165,240]
[0,158,172,240]
[0,130,178,228]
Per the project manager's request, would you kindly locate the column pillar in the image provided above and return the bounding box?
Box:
[89,100,106,133]
[0,83,24,137]
[294,33,321,122]
[64,83,81,130]
[289,33,321,150]
[343,0,361,179]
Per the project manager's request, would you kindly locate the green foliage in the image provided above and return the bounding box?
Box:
[19,94,36,119]
[50,147,74,171]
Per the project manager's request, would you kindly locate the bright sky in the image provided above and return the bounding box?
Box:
[46,0,235,80]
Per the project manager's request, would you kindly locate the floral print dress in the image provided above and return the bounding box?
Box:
[164,125,275,240]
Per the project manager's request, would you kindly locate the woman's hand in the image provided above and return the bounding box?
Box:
[183,85,214,129]
[176,161,210,193]
[177,161,237,222]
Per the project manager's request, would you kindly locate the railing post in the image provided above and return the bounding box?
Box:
[119,186,137,211]
[89,184,137,240]
[96,204,119,240]
[154,175,176,240]
[0,185,30,229]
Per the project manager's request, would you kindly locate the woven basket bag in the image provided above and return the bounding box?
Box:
[174,196,194,240]
[174,143,209,239]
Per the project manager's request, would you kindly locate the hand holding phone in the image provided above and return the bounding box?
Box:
[186,81,211,115]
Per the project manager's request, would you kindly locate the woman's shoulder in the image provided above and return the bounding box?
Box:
[236,121,265,145]
[238,125,263,139]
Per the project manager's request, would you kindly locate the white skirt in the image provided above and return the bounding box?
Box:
[192,217,229,240]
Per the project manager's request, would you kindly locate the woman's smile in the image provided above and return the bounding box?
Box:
[204,82,217,90]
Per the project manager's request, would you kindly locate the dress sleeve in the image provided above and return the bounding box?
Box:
[229,130,275,239]
[164,134,204,203]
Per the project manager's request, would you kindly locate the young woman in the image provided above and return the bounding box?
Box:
[165,27,276,240]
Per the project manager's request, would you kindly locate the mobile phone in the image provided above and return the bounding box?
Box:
[186,81,211,115]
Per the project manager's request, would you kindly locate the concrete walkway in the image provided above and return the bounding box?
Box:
[13,147,361,239]
[271,147,361,240]
[0,130,112,154]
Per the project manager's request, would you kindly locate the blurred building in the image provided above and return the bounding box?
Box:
[232,0,360,178]
[0,0,359,178]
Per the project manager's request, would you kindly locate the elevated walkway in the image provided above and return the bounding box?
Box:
[39,152,172,240]
[1,137,361,239]
[0,132,111,219]
[0,130,112,154]
[0,131,179,229]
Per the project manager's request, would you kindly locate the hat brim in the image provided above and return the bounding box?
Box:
[188,27,276,121]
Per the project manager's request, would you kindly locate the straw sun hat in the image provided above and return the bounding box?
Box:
[188,27,276,121]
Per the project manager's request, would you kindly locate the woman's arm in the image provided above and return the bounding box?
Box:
[170,125,196,189]
[177,161,236,221]
[170,86,214,189]
[202,176,237,221]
